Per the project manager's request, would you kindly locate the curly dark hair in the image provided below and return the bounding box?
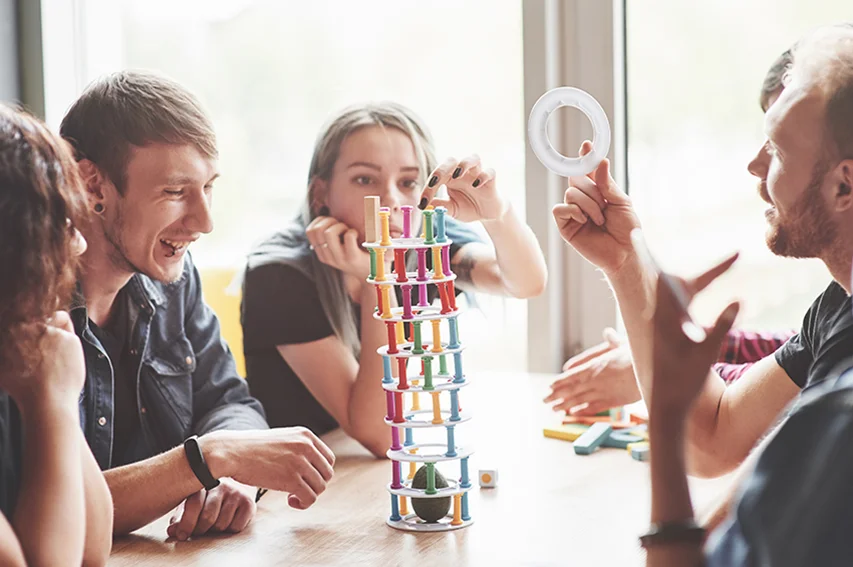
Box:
[0,104,89,378]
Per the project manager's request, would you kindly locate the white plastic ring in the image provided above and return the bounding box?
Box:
[528,87,611,177]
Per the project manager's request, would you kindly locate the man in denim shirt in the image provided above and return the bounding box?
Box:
[60,71,335,540]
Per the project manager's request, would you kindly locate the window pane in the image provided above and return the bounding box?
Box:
[83,0,528,370]
[627,2,848,330]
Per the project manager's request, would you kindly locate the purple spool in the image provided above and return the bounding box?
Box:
[441,245,453,276]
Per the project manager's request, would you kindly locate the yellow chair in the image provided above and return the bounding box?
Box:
[199,268,246,377]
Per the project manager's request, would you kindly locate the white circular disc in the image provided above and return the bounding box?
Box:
[386,512,473,532]
[377,342,465,359]
[372,304,464,323]
[381,376,468,393]
[386,478,474,499]
[387,443,474,463]
[528,86,611,177]
[385,409,472,428]
[363,236,454,251]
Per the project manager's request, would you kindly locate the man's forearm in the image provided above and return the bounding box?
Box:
[105,445,205,534]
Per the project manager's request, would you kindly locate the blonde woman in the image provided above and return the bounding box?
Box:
[242,102,547,456]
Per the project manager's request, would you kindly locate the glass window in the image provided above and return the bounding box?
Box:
[71,0,528,370]
[627,3,849,331]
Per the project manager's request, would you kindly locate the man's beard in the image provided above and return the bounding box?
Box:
[765,163,837,259]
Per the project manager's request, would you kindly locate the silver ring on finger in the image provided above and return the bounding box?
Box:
[322,242,329,248]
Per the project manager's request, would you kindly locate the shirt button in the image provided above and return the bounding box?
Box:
[140,407,147,415]
[98,416,107,426]
[130,348,138,356]
[98,353,105,359]
[185,356,193,365]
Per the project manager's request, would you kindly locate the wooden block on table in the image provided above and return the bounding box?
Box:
[364,196,380,243]
[562,415,634,429]
[602,430,646,449]
[543,424,590,442]
[573,422,613,455]
[630,442,650,462]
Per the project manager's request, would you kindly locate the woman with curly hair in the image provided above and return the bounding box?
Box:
[0,104,113,566]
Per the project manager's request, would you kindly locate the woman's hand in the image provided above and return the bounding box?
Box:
[418,154,509,222]
[306,216,375,282]
[545,328,641,415]
[2,311,85,410]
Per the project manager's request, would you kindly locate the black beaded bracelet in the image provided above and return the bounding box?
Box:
[639,519,706,549]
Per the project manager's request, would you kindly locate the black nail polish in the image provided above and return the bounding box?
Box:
[318,206,330,216]
[418,197,428,210]
[452,167,462,179]
[428,176,438,188]
[472,179,481,188]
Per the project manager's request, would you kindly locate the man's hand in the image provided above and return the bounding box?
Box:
[552,141,641,275]
[205,427,335,512]
[545,328,641,415]
[166,479,256,541]
[649,252,741,417]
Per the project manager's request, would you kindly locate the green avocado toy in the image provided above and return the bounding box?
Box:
[411,465,451,523]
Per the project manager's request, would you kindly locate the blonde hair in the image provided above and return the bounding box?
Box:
[301,102,437,354]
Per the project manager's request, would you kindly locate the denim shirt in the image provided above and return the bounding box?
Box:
[71,254,268,470]
[706,365,853,567]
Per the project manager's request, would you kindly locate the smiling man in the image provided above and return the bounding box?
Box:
[550,23,853,480]
[60,71,336,539]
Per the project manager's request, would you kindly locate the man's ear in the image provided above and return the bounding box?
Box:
[77,159,115,203]
[832,159,853,213]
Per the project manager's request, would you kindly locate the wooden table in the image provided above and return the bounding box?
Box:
[108,373,733,567]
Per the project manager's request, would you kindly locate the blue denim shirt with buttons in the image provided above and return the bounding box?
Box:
[71,254,268,470]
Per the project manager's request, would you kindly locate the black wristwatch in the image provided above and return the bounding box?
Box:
[183,435,220,490]
[639,519,706,548]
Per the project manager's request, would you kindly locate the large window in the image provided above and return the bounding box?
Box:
[626,2,849,331]
[50,0,528,370]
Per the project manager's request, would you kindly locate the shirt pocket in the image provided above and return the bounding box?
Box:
[144,336,198,433]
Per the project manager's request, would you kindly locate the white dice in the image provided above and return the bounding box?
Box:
[478,469,498,488]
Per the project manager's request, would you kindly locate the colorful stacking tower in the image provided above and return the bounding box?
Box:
[363,196,473,532]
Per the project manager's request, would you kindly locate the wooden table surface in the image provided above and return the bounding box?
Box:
[108,373,733,567]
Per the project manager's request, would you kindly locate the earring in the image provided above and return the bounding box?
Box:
[94,203,104,214]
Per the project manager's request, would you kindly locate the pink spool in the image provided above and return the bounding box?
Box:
[402,205,413,238]
[418,284,428,307]
[391,427,402,451]
[441,245,453,275]
[385,390,395,421]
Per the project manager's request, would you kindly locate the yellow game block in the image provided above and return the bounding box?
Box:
[543,424,590,442]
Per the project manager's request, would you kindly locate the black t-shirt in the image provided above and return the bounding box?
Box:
[0,392,23,521]
[89,291,143,467]
[242,218,482,434]
[775,281,853,389]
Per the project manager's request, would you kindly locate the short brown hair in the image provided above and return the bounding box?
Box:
[60,70,218,193]
[0,104,88,377]
[760,49,792,112]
